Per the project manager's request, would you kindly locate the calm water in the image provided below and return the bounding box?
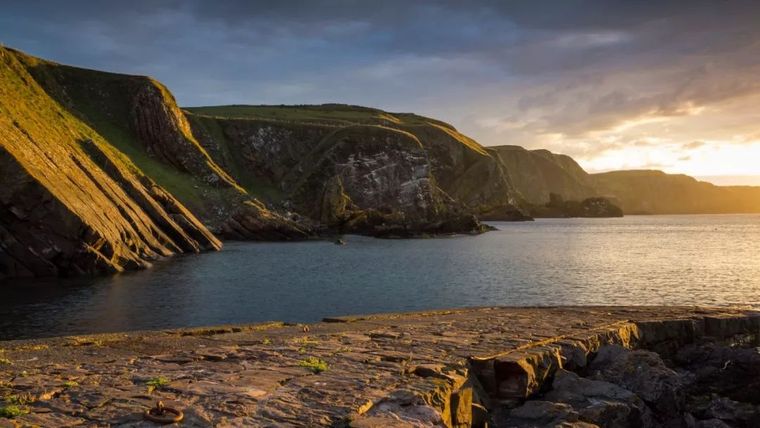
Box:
[2,215,759,340]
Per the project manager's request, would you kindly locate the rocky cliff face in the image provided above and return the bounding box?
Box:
[12,49,308,242]
[186,105,528,233]
[130,81,238,188]
[2,47,509,279]
[292,126,442,223]
[0,48,221,278]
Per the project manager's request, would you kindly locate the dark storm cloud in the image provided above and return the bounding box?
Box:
[2,0,760,153]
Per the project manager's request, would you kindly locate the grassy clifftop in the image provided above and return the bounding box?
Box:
[185,104,458,130]
[0,47,221,278]
[12,50,241,210]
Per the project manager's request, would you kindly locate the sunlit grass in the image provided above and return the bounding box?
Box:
[0,404,28,419]
[146,376,170,393]
[298,357,328,374]
[3,393,34,406]
[61,381,79,389]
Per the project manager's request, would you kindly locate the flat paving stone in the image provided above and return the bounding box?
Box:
[0,306,757,427]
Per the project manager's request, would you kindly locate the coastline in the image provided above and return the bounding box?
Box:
[1,306,758,426]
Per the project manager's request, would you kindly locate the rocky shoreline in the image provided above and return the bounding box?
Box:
[0,306,758,427]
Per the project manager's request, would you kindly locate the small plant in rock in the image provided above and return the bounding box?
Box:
[4,393,34,406]
[146,377,170,393]
[16,344,47,352]
[0,358,11,366]
[299,357,328,374]
[262,338,272,345]
[293,336,319,346]
[0,404,28,419]
[68,337,103,347]
[331,347,351,355]
[61,381,79,389]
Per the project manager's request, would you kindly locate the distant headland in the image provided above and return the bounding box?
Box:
[2,46,759,278]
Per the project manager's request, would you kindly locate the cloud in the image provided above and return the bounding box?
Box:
[682,141,705,150]
[2,0,760,178]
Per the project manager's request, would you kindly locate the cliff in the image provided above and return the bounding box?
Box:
[11,49,309,241]
[492,145,760,217]
[185,104,530,232]
[1,47,512,279]
[3,45,758,279]
[0,48,221,278]
[592,170,760,214]
[491,145,596,205]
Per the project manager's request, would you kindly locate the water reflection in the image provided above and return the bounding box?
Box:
[1,215,759,340]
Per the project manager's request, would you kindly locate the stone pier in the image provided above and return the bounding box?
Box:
[0,306,758,427]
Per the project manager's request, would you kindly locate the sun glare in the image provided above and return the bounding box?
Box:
[580,140,760,179]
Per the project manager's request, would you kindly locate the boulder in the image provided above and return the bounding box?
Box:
[544,369,654,428]
[588,345,685,417]
[702,396,760,426]
[497,400,585,427]
[676,342,760,404]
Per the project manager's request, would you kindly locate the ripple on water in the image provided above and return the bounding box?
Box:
[1,214,759,339]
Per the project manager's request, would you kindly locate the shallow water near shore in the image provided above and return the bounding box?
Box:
[2,214,759,340]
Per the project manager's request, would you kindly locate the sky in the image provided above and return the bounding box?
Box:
[2,1,760,184]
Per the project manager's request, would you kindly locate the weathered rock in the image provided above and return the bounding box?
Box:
[289,125,455,231]
[0,307,757,427]
[219,199,311,240]
[695,418,733,428]
[130,80,238,188]
[544,369,655,427]
[700,396,760,426]
[498,400,584,427]
[494,346,563,399]
[675,342,760,404]
[186,105,527,234]
[588,344,685,417]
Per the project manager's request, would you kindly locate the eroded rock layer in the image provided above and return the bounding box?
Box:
[0,48,221,278]
[187,105,530,231]
[17,48,308,238]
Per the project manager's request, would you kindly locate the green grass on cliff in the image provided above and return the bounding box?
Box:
[190,104,488,156]
[9,49,232,212]
[184,104,494,160]
[298,357,328,374]
[185,114,284,201]
[65,107,218,206]
[185,104,456,130]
